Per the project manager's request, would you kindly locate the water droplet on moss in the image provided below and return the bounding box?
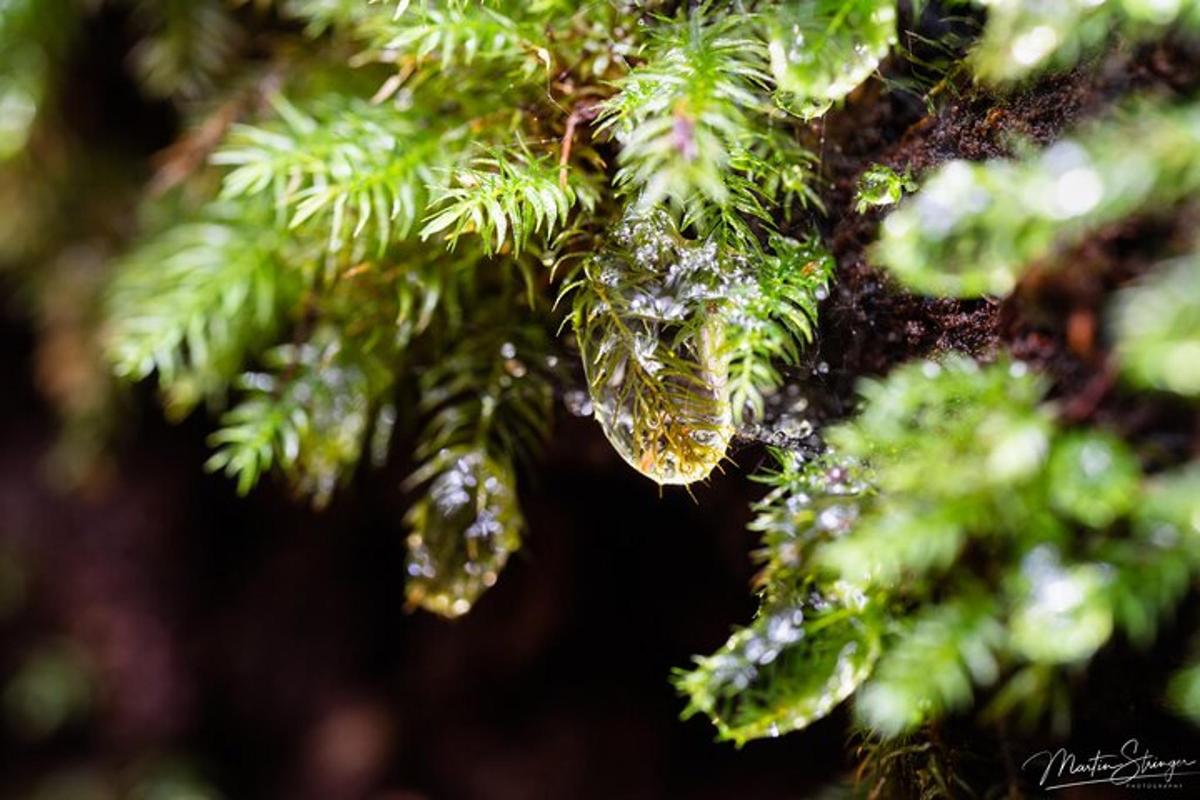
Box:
[769,0,896,118]
[563,389,593,417]
[403,449,522,617]
[574,210,734,485]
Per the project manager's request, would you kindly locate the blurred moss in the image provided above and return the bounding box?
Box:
[3,641,93,741]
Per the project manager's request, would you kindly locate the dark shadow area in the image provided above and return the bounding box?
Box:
[0,304,850,798]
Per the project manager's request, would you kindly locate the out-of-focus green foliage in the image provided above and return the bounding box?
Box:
[29,757,223,800]
[3,641,93,741]
[972,0,1200,83]
[0,0,77,159]
[1170,647,1200,725]
[1113,254,1200,397]
[873,98,1200,411]
[876,101,1200,297]
[679,357,1200,742]
[105,208,308,418]
[206,327,395,505]
[765,0,898,119]
[125,0,244,99]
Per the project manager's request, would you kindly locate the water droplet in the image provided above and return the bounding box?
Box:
[1051,167,1103,218]
[575,210,734,485]
[1010,25,1059,67]
[1011,545,1112,663]
[404,450,522,618]
[774,414,813,440]
[817,504,857,535]
[563,389,593,417]
[769,3,895,117]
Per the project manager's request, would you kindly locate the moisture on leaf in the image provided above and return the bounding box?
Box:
[766,0,897,119]
[854,163,916,213]
[1046,431,1140,528]
[1112,253,1200,397]
[716,357,1199,739]
[403,448,523,618]
[1008,546,1114,665]
[875,102,1200,298]
[749,450,873,605]
[206,328,394,507]
[677,450,878,742]
[569,209,736,485]
[678,592,881,746]
[401,314,557,614]
[970,0,1200,84]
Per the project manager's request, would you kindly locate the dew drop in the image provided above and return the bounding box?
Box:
[563,389,593,417]
[576,210,734,485]
[774,414,813,440]
[1011,25,1058,67]
[403,450,522,618]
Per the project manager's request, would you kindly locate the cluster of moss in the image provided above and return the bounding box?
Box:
[3,1,1200,793]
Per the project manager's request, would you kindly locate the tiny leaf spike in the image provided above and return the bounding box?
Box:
[403,448,523,618]
[571,210,737,485]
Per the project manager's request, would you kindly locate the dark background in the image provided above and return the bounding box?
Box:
[0,308,855,798]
